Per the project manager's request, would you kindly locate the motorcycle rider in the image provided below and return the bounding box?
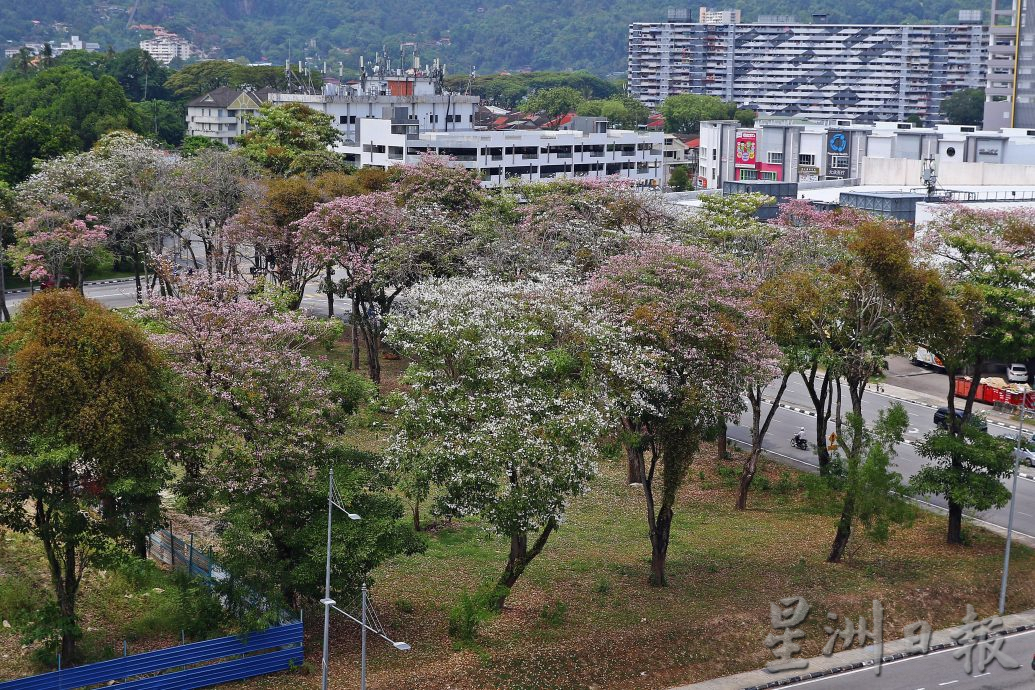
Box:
[793,427,806,448]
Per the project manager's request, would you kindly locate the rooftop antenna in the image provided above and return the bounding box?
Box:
[920,155,938,199]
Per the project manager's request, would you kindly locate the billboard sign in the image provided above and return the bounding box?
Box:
[734,130,757,167]
[826,130,850,179]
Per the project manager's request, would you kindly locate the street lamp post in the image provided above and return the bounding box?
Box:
[998,393,1031,616]
[321,467,361,690]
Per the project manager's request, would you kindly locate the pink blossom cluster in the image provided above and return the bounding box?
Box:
[293,192,404,289]
[148,274,335,497]
[14,211,109,282]
[590,238,778,421]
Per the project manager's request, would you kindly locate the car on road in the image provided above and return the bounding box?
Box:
[1017,435,1035,467]
[1007,363,1029,383]
[933,407,988,433]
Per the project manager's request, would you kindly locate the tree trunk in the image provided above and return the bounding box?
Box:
[947,500,964,545]
[623,418,646,484]
[325,265,334,317]
[827,492,855,563]
[649,505,673,587]
[737,449,762,510]
[350,297,360,371]
[716,419,727,461]
[740,374,790,510]
[411,503,421,532]
[365,326,381,384]
[493,518,556,611]
[0,255,9,322]
[801,366,834,474]
[133,247,143,304]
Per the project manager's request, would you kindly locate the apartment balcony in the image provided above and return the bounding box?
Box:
[190,115,237,125]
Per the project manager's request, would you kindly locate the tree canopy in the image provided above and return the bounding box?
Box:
[941,88,985,126]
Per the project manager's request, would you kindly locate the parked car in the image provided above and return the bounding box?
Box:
[933,407,988,433]
[1007,363,1029,384]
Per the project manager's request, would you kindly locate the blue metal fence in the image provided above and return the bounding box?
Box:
[0,622,304,690]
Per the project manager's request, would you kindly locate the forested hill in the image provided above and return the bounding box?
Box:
[3,0,985,75]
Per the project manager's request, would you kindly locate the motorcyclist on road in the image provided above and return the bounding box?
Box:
[793,427,806,447]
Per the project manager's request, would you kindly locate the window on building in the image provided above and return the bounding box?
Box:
[768,151,783,164]
[759,171,778,181]
[712,149,717,160]
[798,154,816,166]
[339,115,348,124]
[830,155,849,168]
[739,169,758,180]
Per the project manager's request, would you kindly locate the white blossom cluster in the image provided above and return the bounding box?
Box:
[385,277,661,536]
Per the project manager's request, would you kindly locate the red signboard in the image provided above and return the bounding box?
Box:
[734,130,757,167]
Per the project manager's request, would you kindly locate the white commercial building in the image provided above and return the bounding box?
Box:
[698,116,1035,189]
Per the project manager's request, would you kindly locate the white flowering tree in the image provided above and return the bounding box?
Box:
[386,278,639,610]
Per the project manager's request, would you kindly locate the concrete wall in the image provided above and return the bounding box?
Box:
[861,156,1035,185]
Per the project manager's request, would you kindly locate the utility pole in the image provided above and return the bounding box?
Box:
[999,394,1030,615]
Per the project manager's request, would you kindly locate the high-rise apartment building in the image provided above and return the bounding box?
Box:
[984,0,1035,129]
[629,15,988,124]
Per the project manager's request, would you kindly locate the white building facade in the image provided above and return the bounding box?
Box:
[698,117,1035,189]
[140,34,194,64]
[335,116,665,188]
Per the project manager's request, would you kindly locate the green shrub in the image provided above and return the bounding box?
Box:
[396,598,414,614]
[591,577,611,596]
[540,601,568,628]
[447,581,509,644]
[0,575,42,626]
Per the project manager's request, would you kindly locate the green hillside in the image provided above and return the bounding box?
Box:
[1,1,987,75]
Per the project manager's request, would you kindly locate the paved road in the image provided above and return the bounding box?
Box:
[4,281,339,315]
[782,629,1035,689]
[728,374,1035,539]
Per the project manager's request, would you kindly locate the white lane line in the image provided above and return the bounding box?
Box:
[938,681,958,686]
[781,628,1035,687]
[975,672,990,677]
[1018,512,1034,518]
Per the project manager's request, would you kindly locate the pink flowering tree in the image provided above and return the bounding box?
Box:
[296,190,469,383]
[393,153,484,217]
[12,210,110,292]
[591,239,776,586]
[295,192,404,382]
[146,274,420,608]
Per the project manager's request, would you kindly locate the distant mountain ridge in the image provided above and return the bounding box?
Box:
[1,1,986,75]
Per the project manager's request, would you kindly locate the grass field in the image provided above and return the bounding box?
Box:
[225,443,1035,690]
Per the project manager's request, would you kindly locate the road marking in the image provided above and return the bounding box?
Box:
[938,682,957,686]
[1018,512,1033,518]
[781,628,1035,687]
[975,672,990,677]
